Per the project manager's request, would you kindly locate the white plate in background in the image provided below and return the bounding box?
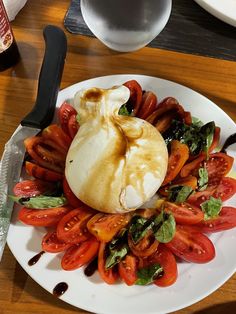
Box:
[7,74,236,314]
[194,0,236,27]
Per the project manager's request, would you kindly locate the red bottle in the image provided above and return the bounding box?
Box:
[0,0,20,71]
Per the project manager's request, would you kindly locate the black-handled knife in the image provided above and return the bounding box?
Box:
[0,25,67,260]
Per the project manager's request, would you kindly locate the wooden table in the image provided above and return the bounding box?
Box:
[0,1,235,313]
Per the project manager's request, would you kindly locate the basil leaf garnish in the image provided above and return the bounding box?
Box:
[153,211,176,243]
[200,196,222,220]
[129,216,155,244]
[10,195,67,209]
[136,263,163,285]
[168,185,193,203]
[118,104,131,116]
[200,121,215,157]
[198,167,208,191]
[105,244,129,269]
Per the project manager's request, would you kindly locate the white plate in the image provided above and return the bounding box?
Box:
[194,0,236,27]
[7,75,236,314]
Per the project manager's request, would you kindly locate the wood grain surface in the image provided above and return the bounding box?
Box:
[0,1,235,314]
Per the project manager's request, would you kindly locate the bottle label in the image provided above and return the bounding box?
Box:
[0,2,13,53]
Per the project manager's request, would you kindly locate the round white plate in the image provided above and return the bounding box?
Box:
[194,0,236,27]
[7,75,236,314]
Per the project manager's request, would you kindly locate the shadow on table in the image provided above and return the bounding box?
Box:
[193,301,236,314]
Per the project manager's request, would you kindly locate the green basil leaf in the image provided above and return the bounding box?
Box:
[200,121,215,157]
[198,167,208,191]
[129,216,155,244]
[10,195,67,209]
[118,104,131,116]
[153,211,176,243]
[76,113,81,123]
[168,185,193,203]
[192,116,204,127]
[136,263,163,285]
[105,244,129,269]
[200,196,222,220]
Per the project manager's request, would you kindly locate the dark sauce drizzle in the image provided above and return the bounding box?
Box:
[221,133,236,153]
[28,251,45,266]
[53,282,68,297]
[84,257,98,277]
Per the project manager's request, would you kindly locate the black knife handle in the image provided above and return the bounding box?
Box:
[21,25,67,129]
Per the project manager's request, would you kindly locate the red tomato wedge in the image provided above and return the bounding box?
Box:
[123,80,143,115]
[57,206,95,244]
[98,242,119,284]
[165,225,215,263]
[162,140,189,186]
[61,237,99,270]
[150,244,178,287]
[42,230,71,253]
[196,207,236,233]
[68,114,79,139]
[63,178,84,208]
[25,161,63,182]
[136,91,157,120]
[18,206,71,227]
[128,231,159,258]
[187,190,213,208]
[118,254,138,286]
[42,124,72,152]
[87,213,131,242]
[58,102,78,136]
[213,177,236,201]
[162,201,204,225]
[13,179,55,197]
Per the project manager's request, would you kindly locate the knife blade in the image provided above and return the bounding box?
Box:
[0,25,67,261]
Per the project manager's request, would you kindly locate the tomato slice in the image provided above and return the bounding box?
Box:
[18,206,71,227]
[150,244,178,287]
[58,102,78,136]
[63,178,84,208]
[42,124,72,152]
[196,207,236,233]
[87,213,131,242]
[187,190,213,208]
[24,136,66,173]
[180,153,234,188]
[128,231,159,257]
[42,230,71,253]
[162,140,189,186]
[13,179,55,197]
[98,242,118,284]
[165,225,215,263]
[213,177,236,201]
[68,114,79,139]
[136,91,157,120]
[57,206,95,244]
[61,237,99,270]
[162,201,204,225]
[25,161,63,182]
[123,80,143,115]
[118,254,138,286]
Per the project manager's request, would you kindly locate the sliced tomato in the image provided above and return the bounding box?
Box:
[18,206,71,227]
[187,190,213,208]
[25,161,63,182]
[63,178,84,208]
[13,179,55,197]
[57,206,95,244]
[128,231,159,258]
[180,153,234,188]
[118,254,138,286]
[42,230,71,253]
[68,114,79,139]
[162,201,204,225]
[58,102,78,136]
[162,140,189,186]
[61,237,99,270]
[149,244,178,287]
[123,80,143,115]
[136,91,157,120]
[213,177,236,201]
[42,124,72,152]
[98,242,118,284]
[87,213,131,242]
[165,225,215,263]
[24,136,66,173]
[196,207,236,233]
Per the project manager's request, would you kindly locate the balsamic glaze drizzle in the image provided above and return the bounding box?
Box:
[221,133,236,153]
[28,251,45,266]
[53,282,68,297]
